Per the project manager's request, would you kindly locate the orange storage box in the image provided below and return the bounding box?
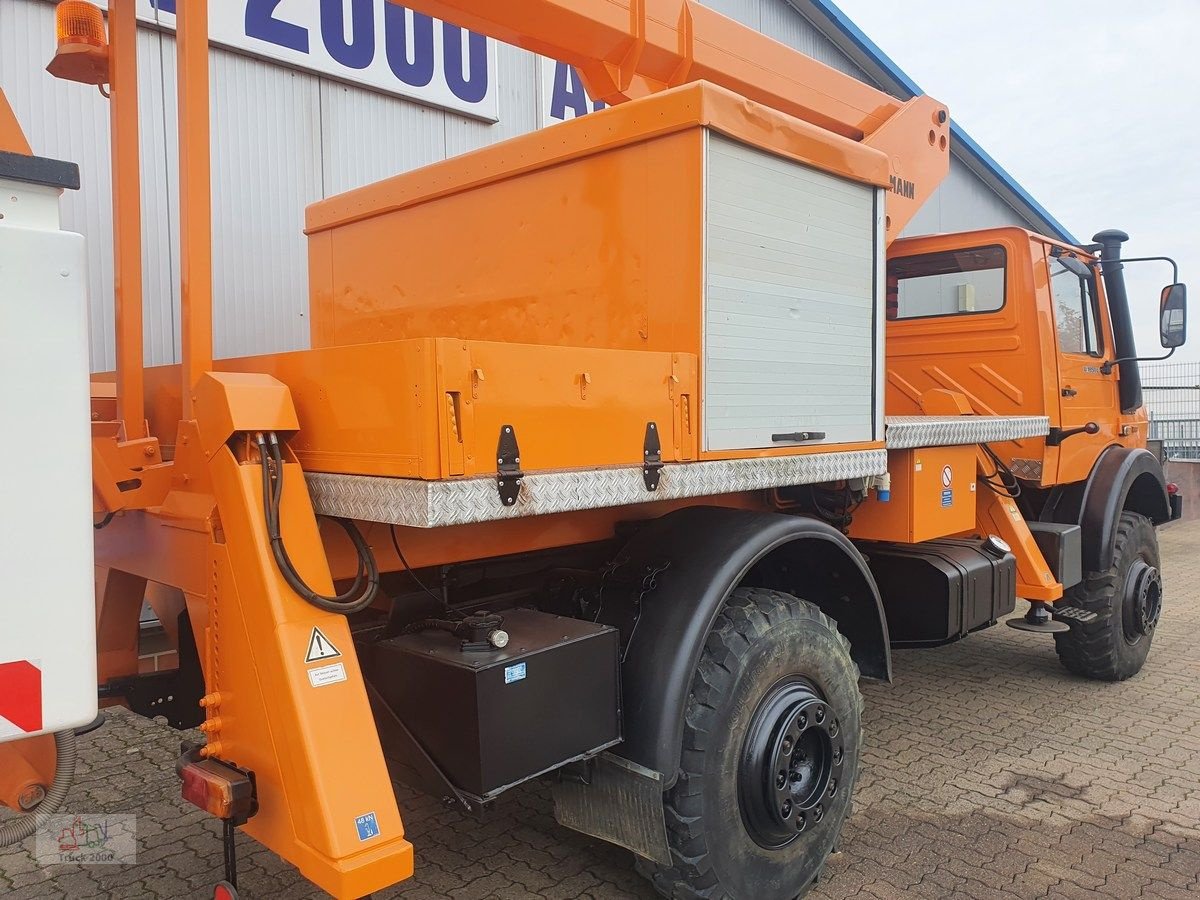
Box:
[305,83,892,466]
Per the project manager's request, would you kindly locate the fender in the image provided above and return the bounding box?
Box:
[1076,447,1170,573]
[597,506,889,784]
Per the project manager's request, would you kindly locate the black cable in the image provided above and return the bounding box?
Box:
[257,432,379,614]
[979,443,1021,498]
[94,512,115,530]
[388,524,448,607]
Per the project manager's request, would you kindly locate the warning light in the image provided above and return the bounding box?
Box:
[178,757,258,825]
[46,2,110,86]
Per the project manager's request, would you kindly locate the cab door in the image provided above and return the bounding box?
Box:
[1046,245,1118,483]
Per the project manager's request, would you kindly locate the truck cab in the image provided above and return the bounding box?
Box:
[883,226,1168,488]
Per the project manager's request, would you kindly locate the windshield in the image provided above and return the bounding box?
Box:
[1049,257,1102,356]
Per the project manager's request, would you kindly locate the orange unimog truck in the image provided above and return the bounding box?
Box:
[0,2,1187,898]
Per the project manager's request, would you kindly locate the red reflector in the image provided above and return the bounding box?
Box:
[213,880,239,900]
[179,759,256,823]
[1167,482,1179,495]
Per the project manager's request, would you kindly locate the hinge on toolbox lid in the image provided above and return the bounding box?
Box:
[643,422,663,492]
[496,425,523,506]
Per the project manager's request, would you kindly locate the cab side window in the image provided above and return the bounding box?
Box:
[888,246,1006,320]
[1049,257,1102,355]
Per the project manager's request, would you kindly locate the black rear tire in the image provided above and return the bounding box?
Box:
[1054,511,1162,681]
[639,587,862,900]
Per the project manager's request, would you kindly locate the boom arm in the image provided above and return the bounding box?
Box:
[392,0,950,241]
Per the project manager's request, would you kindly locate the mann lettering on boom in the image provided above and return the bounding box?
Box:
[890,175,916,200]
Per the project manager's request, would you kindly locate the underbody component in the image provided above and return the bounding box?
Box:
[861,539,1017,648]
[361,609,620,800]
[99,611,205,729]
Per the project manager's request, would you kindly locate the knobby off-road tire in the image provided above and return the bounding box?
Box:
[1054,511,1162,681]
[639,587,863,900]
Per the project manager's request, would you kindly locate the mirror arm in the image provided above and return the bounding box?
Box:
[1100,347,1176,376]
[1074,253,1180,283]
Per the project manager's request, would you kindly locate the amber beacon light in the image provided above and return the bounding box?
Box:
[46,1,109,85]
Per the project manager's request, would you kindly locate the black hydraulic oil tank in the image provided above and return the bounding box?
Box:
[363,608,621,800]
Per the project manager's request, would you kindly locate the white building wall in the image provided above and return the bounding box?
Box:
[0,0,1035,371]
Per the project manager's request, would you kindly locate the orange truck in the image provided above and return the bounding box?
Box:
[0,2,1189,898]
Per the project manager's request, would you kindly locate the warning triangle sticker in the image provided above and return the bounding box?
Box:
[305,627,341,663]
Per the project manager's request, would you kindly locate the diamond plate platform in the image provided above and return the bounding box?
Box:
[306,449,887,528]
[884,415,1049,449]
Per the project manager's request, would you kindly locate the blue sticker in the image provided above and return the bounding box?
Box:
[355,812,380,842]
[504,662,527,684]
[941,489,953,508]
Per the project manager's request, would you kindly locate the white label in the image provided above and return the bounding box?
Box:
[504,662,527,684]
[942,465,953,487]
[308,662,347,687]
[96,1,499,121]
[305,626,342,663]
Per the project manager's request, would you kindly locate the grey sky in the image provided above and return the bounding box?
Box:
[834,0,1200,363]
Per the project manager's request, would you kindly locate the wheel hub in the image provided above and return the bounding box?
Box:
[738,677,844,849]
[1125,560,1162,638]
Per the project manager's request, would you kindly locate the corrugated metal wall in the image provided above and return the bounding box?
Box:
[0,0,1034,371]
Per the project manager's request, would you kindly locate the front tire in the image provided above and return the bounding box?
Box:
[640,587,863,900]
[1054,511,1162,681]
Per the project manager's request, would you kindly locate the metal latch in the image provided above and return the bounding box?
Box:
[496,425,523,506]
[643,422,663,491]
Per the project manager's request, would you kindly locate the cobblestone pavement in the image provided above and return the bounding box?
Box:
[3,521,1199,899]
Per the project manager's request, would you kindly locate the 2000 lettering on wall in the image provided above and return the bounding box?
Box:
[115,0,498,119]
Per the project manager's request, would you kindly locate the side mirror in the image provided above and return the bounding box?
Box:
[1160,283,1187,348]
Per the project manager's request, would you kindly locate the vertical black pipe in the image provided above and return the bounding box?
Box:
[1093,229,1142,413]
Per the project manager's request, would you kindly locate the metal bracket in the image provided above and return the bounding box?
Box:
[496,424,523,506]
[642,422,663,491]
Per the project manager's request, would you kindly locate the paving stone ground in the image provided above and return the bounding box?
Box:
[3,520,1199,899]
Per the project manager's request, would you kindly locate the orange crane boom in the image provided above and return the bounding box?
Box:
[390,0,949,242]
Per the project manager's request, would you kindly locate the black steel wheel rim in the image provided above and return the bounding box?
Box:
[738,676,844,849]
[1123,559,1162,641]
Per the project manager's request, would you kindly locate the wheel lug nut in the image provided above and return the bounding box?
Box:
[776,771,786,788]
[815,707,825,724]
[798,714,807,728]
[796,813,806,831]
[814,804,824,822]
[833,747,843,763]
[781,738,792,755]
[828,779,837,797]
[830,719,839,737]
[780,800,792,818]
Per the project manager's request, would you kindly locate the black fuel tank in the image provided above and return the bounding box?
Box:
[859,538,1017,648]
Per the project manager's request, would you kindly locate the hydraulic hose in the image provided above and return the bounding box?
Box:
[0,730,77,847]
[256,432,380,614]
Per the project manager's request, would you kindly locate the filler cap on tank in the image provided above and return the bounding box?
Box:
[982,535,1011,559]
